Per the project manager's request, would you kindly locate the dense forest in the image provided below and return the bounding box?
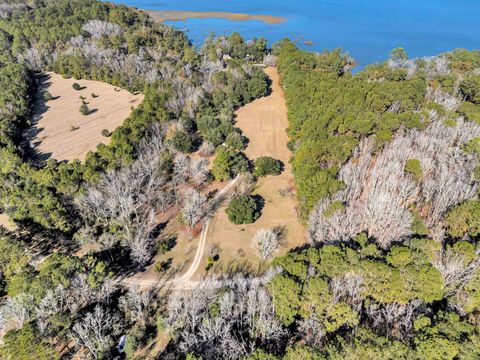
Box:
[0,1,270,358]
[1,0,480,359]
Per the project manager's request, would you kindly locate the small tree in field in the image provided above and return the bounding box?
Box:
[226,194,260,224]
[80,104,90,115]
[254,156,282,177]
[43,91,53,101]
[72,82,82,90]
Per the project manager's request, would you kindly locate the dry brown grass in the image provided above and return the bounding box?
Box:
[24,72,143,162]
[204,67,305,274]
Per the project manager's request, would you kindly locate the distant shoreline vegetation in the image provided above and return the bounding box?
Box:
[146,10,286,24]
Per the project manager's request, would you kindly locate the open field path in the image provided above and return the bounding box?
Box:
[204,67,306,273]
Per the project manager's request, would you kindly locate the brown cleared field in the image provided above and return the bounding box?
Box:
[147,10,285,24]
[24,72,143,162]
[203,67,305,274]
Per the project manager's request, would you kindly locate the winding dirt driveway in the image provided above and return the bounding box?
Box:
[124,175,239,290]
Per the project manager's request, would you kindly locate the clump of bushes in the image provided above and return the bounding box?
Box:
[205,255,219,271]
[101,129,111,137]
[226,194,261,224]
[254,156,282,177]
[79,104,90,115]
[43,91,53,101]
[225,131,247,151]
[460,76,480,104]
[405,158,423,181]
[72,82,82,91]
[171,131,196,153]
[212,148,249,181]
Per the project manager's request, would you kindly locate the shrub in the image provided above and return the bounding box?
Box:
[226,194,261,224]
[212,148,250,181]
[457,102,480,124]
[254,156,282,177]
[171,131,195,153]
[225,131,247,150]
[91,92,98,98]
[79,103,90,115]
[180,117,196,133]
[460,76,480,104]
[43,91,53,101]
[405,158,423,181]
[205,256,216,271]
[72,82,82,90]
[101,129,111,137]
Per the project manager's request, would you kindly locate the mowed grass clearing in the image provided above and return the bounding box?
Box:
[203,67,306,274]
[25,72,144,162]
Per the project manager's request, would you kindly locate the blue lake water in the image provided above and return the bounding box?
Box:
[115,0,479,67]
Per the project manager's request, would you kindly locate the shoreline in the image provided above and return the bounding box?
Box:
[145,10,285,25]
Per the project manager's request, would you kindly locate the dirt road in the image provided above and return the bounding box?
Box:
[125,175,240,290]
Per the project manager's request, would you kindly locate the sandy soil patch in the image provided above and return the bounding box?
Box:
[204,67,305,274]
[147,10,285,24]
[24,72,143,162]
[0,213,16,231]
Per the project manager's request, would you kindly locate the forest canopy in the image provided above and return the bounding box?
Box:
[1,1,480,359]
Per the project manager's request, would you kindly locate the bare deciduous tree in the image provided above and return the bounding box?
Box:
[298,315,324,347]
[330,273,365,311]
[252,227,281,260]
[309,111,480,247]
[433,245,480,298]
[70,306,122,359]
[0,294,34,335]
[263,54,276,66]
[199,141,215,157]
[166,275,284,359]
[76,126,172,264]
[124,209,157,266]
[82,20,123,39]
[118,285,155,328]
[365,300,423,339]
[182,188,207,228]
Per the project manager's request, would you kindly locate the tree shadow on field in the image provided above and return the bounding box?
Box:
[222,257,255,276]
[253,194,265,219]
[92,246,142,277]
[265,74,273,97]
[22,73,57,165]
